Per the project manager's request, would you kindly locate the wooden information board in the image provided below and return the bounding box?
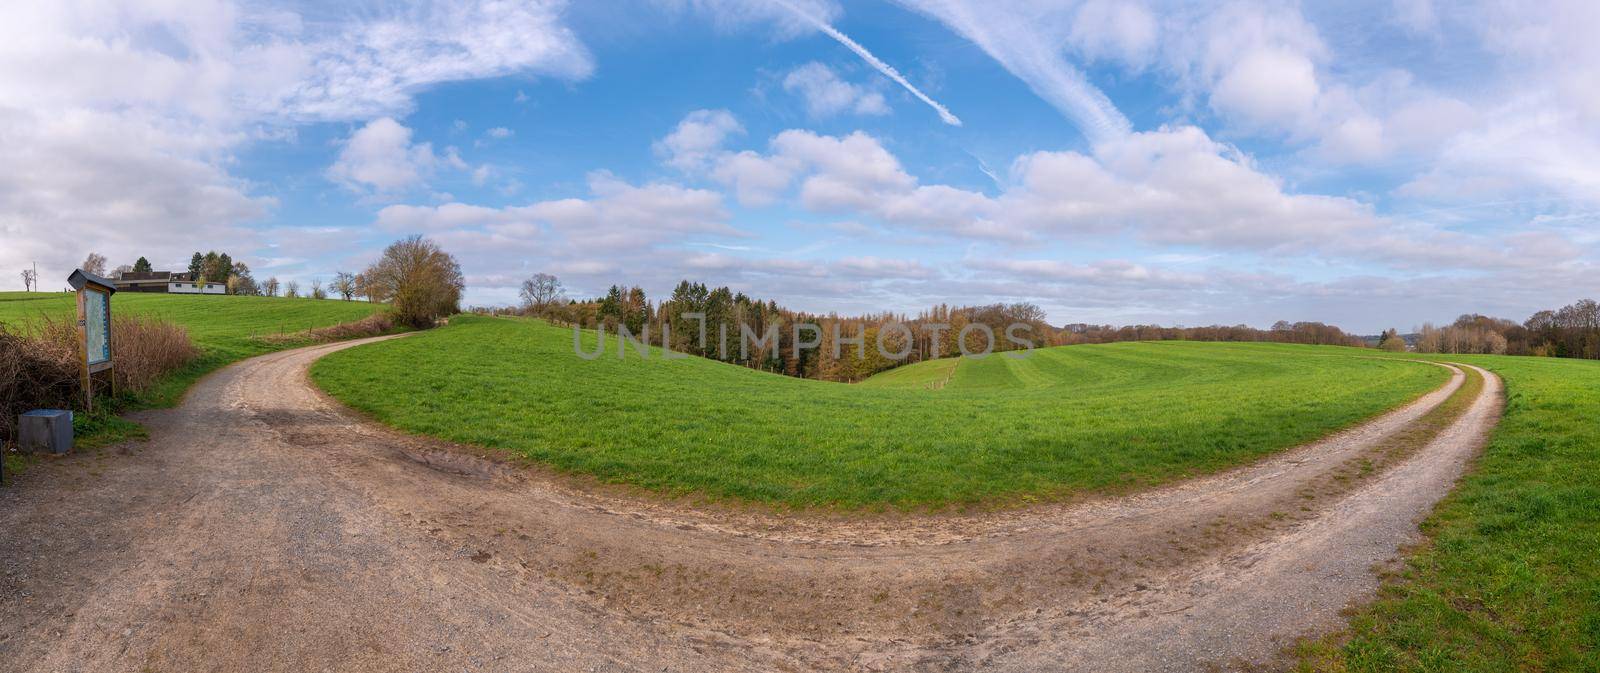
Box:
[67,270,117,410]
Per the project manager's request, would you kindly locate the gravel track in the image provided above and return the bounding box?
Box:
[0,336,1502,672]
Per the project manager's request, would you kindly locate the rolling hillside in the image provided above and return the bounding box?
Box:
[311,315,1448,509]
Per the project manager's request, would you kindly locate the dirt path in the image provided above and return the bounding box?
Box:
[0,337,1502,672]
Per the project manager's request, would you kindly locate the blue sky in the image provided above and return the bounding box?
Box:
[2,0,1597,333]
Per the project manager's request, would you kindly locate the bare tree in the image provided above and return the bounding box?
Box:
[519,273,564,315]
[310,279,327,300]
[285,280,300,299]
[263,276,280,297]
[19,268,37,292]
[354,272,373,302]
[361,236,464,328]
[332,271,357,301]
[227,262,259,296]
[81,253,108,277]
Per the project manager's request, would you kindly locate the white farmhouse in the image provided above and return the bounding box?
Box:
[113,271,227,295]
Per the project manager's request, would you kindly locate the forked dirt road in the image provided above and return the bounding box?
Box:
[0,336,1501,672]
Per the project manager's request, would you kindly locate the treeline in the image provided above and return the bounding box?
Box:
[538,282,1051,382]
[1410,299,1600,358]
[1055,320,1367,347]
[513,275,1370,382]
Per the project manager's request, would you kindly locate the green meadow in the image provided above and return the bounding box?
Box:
[310,315,1447,509]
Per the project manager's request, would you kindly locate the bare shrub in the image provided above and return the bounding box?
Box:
[257,313,395,345]
[1,314,198,442]
[0,325,77,442]
[31,314,199,395]
[109,315,199,393]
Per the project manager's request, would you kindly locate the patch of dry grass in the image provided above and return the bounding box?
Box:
[255,313,396,346]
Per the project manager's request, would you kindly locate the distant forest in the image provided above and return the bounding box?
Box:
[485,276,1600,383]
[496,278,1365,383]
[1405,299,1600,358]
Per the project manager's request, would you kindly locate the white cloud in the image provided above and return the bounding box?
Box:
[678,115,1387,251]
[1208,47,1321,131]
[486,127,514,139]
[710,150,802,207]
[655,109,744,171]
[970,258,1206,289]
[327,117,460,195]
[0,0,594,288]
[267,1,593,122]
[782,62,889,118]
[771,130,916,210]
[1397,98,1600,206]
[1000,126,1381,248]
[375,202,517,233]
[368,171,747,300]
[1068,0,1159,68]
[0,107,268,283]
[377,171,735,249]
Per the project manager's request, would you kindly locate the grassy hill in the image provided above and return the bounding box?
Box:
[311,315,1447,509]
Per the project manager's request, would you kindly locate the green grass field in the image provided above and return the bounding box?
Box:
[0,291,385,360]
[1299,353,1600,672]
[0,291,388,455]
[311,315,1448,509]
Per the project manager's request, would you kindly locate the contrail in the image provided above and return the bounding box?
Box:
[770,0,963,127]
[888,0,1132,146]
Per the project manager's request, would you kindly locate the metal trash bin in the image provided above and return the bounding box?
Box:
[19,409,73,455]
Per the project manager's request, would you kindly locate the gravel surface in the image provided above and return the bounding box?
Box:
[0,337,1501,672]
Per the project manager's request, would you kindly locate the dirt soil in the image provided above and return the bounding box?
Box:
[0,336,1502,672]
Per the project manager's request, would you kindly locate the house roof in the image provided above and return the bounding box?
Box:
[116,271,174,282]
[114,271,222,285]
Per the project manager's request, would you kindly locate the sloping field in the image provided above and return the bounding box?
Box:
[311,315,1449,508]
